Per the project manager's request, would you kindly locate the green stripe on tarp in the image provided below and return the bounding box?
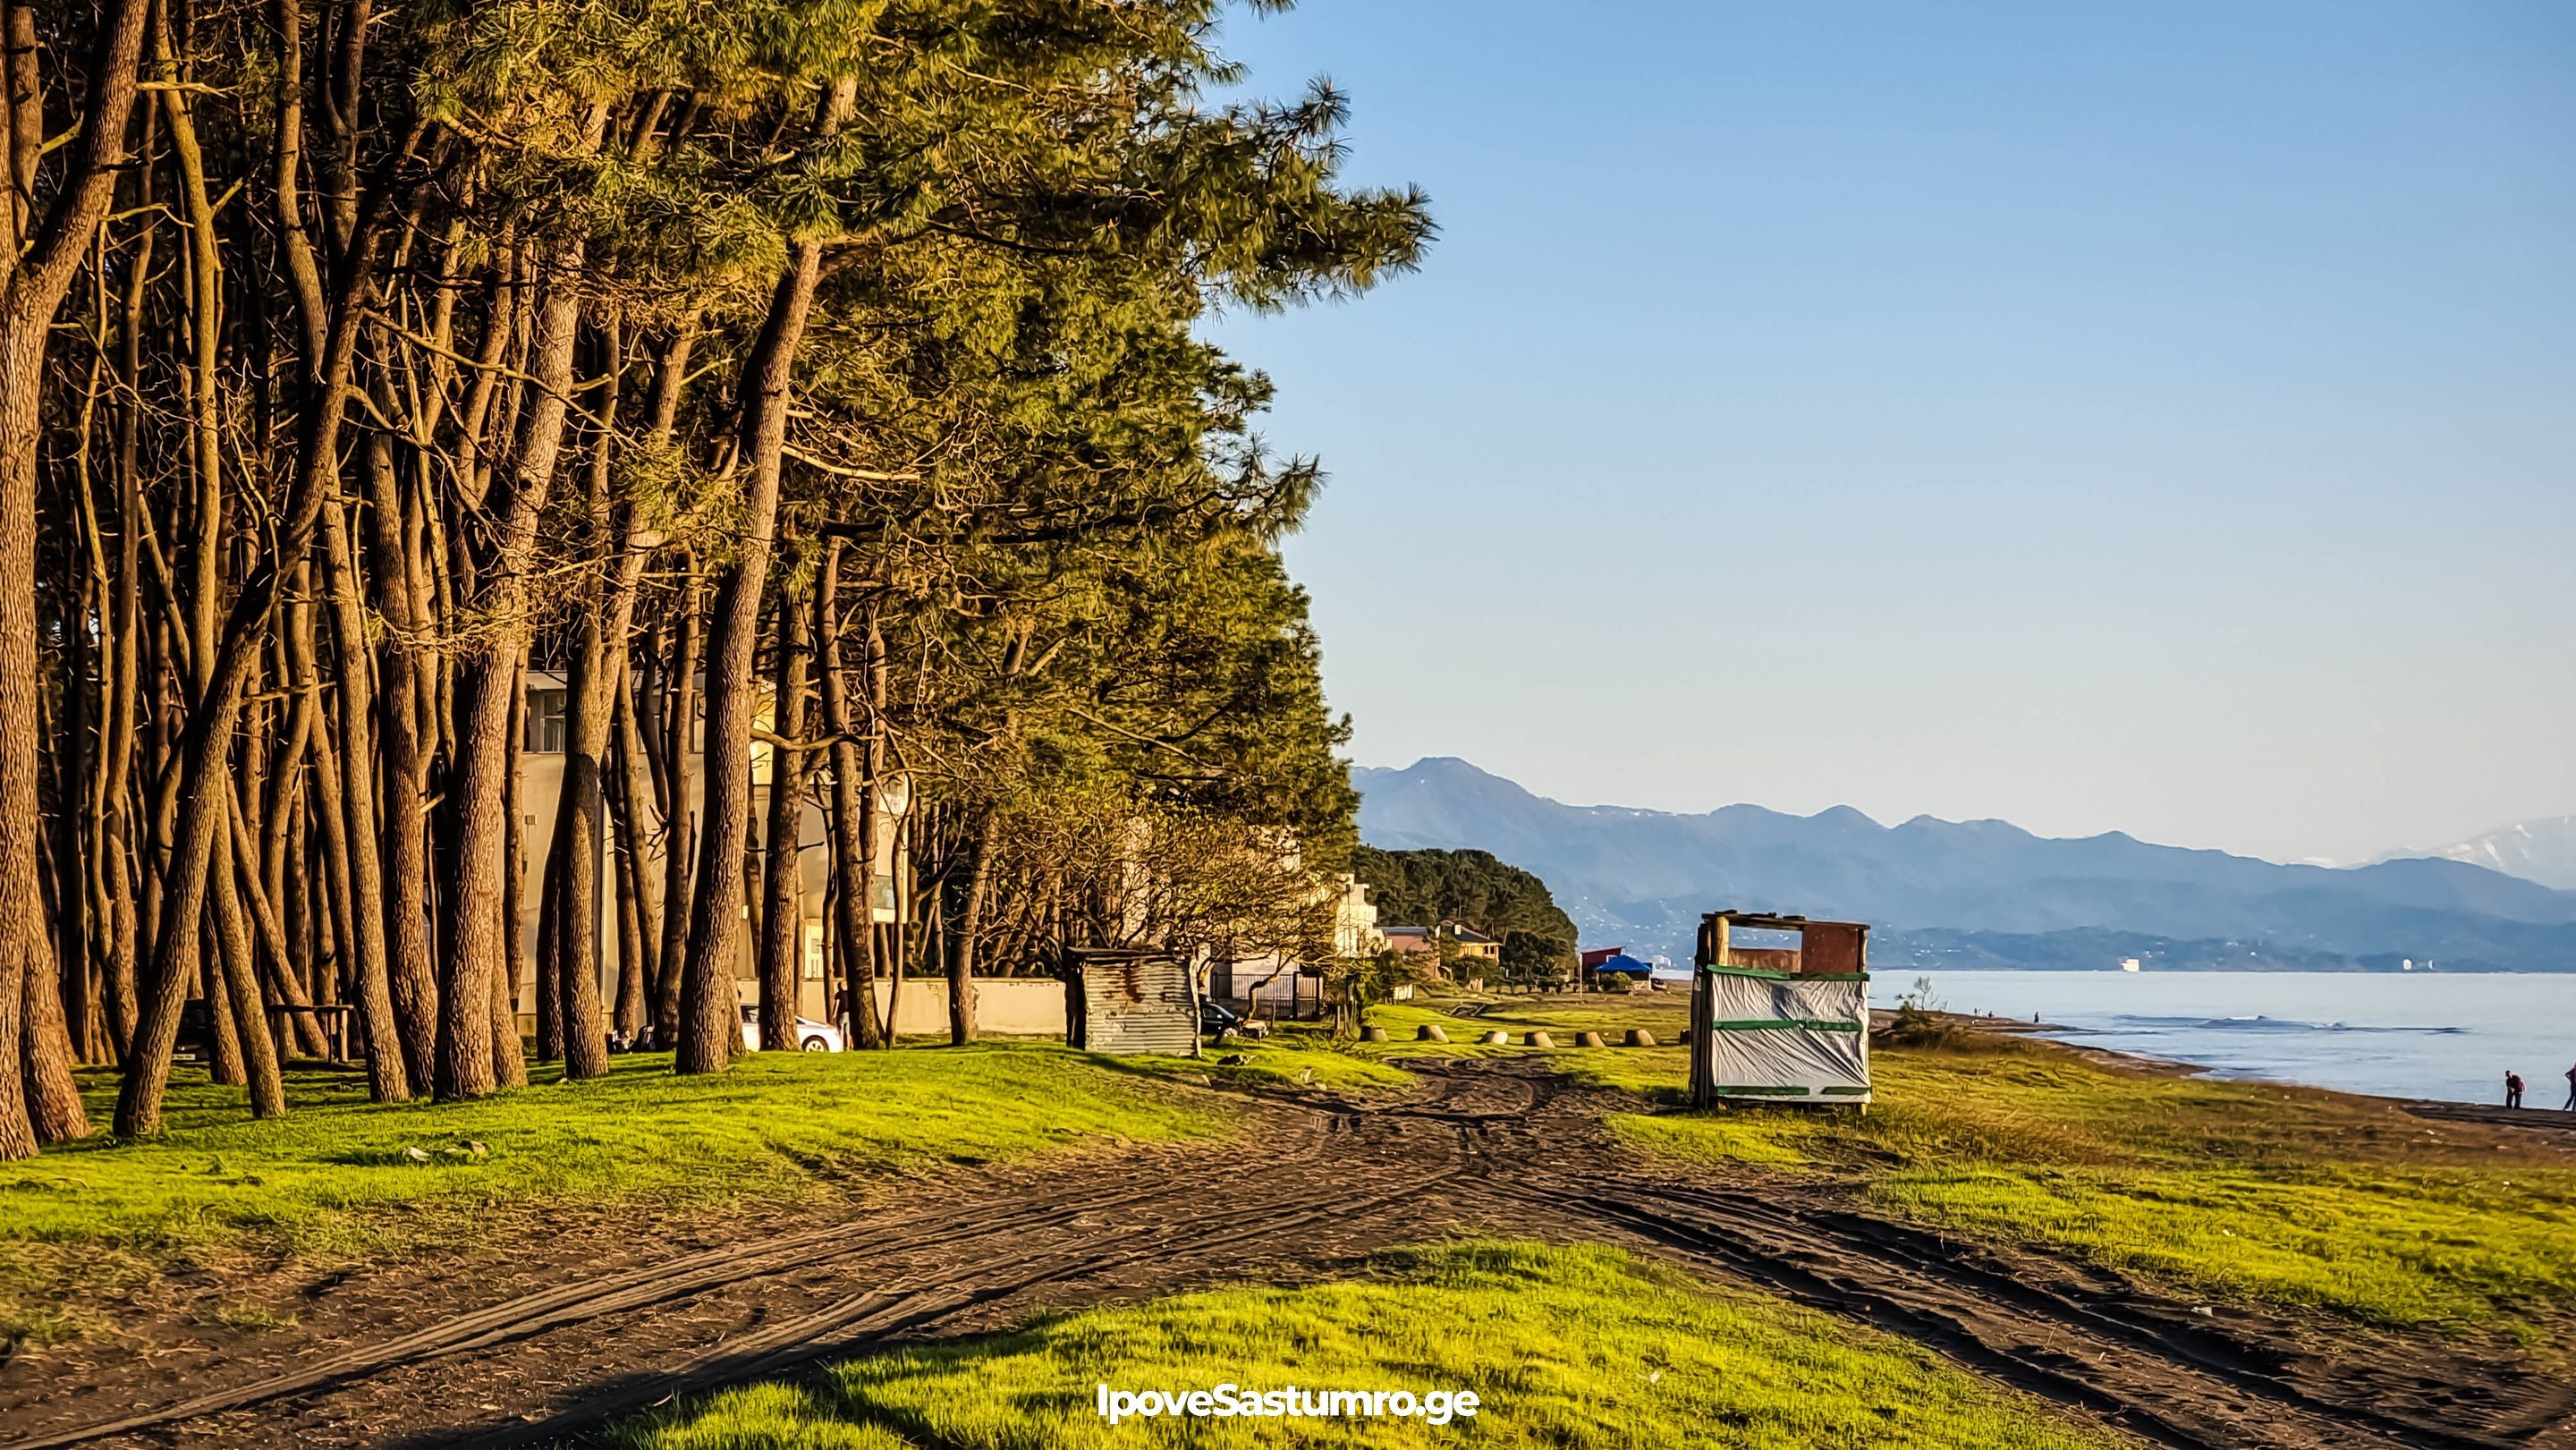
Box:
[1709,1085,1812,1096]
[1818,1086,1871,1097]
[1706,1019,1864,1032]
[1700,966,1871,982]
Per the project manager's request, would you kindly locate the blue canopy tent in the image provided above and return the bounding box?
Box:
[1585,952,1656,990]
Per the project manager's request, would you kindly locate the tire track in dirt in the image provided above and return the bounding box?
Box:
[444,1167,1475,1448]
[5,1172,1198,1448]
[1624,1178,2555,1449]
[4,1109,1334,1446]
[1479,1176,2363,1450]
[7,1067,1513,1448]
[364,1069,1537,1448]
[8,1056,2555,1450]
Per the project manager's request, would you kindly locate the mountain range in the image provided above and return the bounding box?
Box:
[1351,759,2576,971]
[2400,817,2576,893]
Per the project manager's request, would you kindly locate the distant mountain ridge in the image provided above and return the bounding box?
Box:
[2394,817,2576,893]
[1352,759,2576,971]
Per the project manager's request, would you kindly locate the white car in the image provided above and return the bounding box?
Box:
[736,1004,846,1053]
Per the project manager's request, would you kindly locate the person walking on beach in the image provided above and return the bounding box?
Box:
[2565,1064,2576,1112]
[2506,1072,2524,1109]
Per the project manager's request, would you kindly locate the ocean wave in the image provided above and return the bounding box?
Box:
[2105,1013,2464,1036]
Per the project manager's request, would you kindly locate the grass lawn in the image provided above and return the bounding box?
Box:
[1356,998,1696,1097]
[1609,1035,2576,1334]
[0,1043,1224,1346]
[1117,1029,1414,1092]
[608,1240,2126,1449]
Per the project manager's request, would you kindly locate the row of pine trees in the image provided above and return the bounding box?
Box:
[0,0,1427,1158]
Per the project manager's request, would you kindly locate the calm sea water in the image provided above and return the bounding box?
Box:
[1873,971,2576,1108]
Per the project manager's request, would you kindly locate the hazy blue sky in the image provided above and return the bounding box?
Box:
[1205,0,2576,865]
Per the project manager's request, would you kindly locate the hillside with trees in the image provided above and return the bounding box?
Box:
[1351,845,1577,979]
[0,0,1428,1157]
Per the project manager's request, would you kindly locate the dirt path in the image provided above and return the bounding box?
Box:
[4,1059,2567,1450]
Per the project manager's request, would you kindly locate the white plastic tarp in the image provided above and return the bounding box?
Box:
[1702,969,1869,1103]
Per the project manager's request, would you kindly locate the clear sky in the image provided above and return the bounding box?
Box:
[1206,0,2576,865]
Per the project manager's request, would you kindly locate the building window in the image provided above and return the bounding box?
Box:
[527,690,568,752]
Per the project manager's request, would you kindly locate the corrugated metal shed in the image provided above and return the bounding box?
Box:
[1067,948,1200,1057]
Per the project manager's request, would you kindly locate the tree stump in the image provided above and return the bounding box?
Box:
[1479,1030,1510,1046]
[1574,1030,1606,1048]
[1525,1031,1555,1048]
[1417,1024,1449,1042]
[1624,1029,1657,1047]
[1360,1025,1388,1043]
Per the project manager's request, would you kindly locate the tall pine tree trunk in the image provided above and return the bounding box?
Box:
[945,810,998,1047]
[440,243,582,1098]
[0,0,149,1152]
[495,657,530,1088]
[539,320,635,1080]
[678,263,822,1074]
[815,545,883,1048]
[755,575,811,1050]
[653,557,701,1045]
[610,674,660,1036]
[360,425,440,1095]
[675,78,852,1077]
[210,795,286,1117]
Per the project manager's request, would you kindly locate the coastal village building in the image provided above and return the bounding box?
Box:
[1208,874,1385,1022]
[1385,920,1503,980]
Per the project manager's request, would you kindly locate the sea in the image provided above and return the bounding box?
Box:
[1869,971,2576,1109]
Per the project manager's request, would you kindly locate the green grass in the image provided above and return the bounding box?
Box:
[0,1044,1224,1346]
[1117,1027,1415,1092]
[1356,998,1695,1096]
[1609,1036,2576,1332]
[608,1240,2124,1449]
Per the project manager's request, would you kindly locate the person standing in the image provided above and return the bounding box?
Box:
[2565,1064,2576,1112]
[2506,1072,2524,1109]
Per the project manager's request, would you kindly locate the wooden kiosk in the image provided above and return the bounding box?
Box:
[1689,912,1872,1110]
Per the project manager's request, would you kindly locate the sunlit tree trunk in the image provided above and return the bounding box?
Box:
[440,240,583,1098]
[653,556,701,1046]
[756,572,811,1050]
[816,543,883,1048]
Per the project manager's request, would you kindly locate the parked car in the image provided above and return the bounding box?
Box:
[1199,1000,1267,1039]
[736,1004,846,1053]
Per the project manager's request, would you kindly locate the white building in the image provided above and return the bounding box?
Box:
[1208,871,1384,1022]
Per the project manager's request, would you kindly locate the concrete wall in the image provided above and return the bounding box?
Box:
[873,979,1067,1039]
